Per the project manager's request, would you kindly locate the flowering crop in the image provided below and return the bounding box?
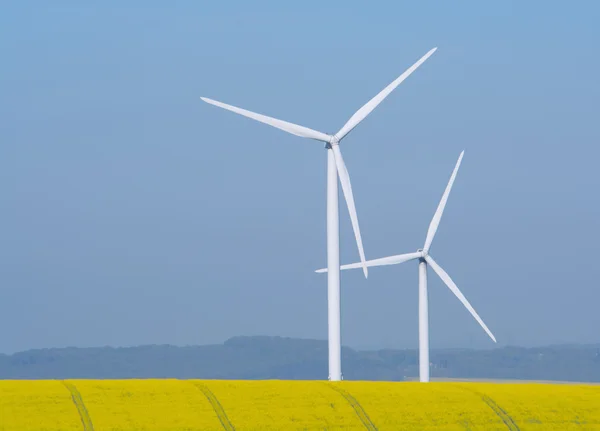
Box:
[0,380,81,431]
[1,379,599,430]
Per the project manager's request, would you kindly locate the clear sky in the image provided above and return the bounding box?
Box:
[1,1,599,354]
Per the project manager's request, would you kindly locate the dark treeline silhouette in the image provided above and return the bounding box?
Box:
[1,336,599,382]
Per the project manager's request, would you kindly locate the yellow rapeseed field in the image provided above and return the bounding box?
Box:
[473,382,600,430]
[342,381,506,430]
[71,379,222,431]
[197,380,365,430]
[1,379,599,430]
[0,380,81,431]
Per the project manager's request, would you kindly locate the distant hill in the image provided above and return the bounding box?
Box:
[1,336,599,382]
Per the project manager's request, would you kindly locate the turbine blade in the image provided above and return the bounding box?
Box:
[201,97,331,142]
[315,252,421,273]
[425,255,497,343]
[423,151,464,253]
[335,47,437,141]
[331,145,368,278]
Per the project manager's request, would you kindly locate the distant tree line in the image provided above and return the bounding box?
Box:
[1,336,599,382]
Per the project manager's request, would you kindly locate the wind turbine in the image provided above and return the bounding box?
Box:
[316,151,497,382]
[201,48,437,381]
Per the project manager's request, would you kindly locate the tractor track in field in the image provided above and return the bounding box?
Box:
[328,384,378,431]
[63,381,95,431]
[191,382,236,431]
[455,385,520,431]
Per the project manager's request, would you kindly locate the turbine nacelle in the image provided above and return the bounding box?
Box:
[325,135,340,149]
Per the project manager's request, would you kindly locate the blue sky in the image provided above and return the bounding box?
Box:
[1,1,599,353]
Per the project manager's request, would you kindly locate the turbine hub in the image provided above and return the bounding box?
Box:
[325,137,339,150]
[418,249,428,258]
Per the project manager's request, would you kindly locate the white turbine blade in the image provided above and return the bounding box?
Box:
[425,255,497,343]
[201,97,331,142]
[315,252,421,273]
[423,151,464,253]
[335,47,437,141]
[331,145,368,278]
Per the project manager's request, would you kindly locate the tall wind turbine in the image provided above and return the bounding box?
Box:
[201,48,437,381]
[316,151,497,382]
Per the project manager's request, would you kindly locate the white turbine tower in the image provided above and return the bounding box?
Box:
[316,151,497,382]
[201,48,437,381]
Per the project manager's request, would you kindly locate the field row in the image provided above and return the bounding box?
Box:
[1,380,599,430]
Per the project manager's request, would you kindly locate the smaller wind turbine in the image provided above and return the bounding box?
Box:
[316,151,497,382]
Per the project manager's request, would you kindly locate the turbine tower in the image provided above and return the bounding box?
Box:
[316,151,497,382]
[201,48,437,381]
